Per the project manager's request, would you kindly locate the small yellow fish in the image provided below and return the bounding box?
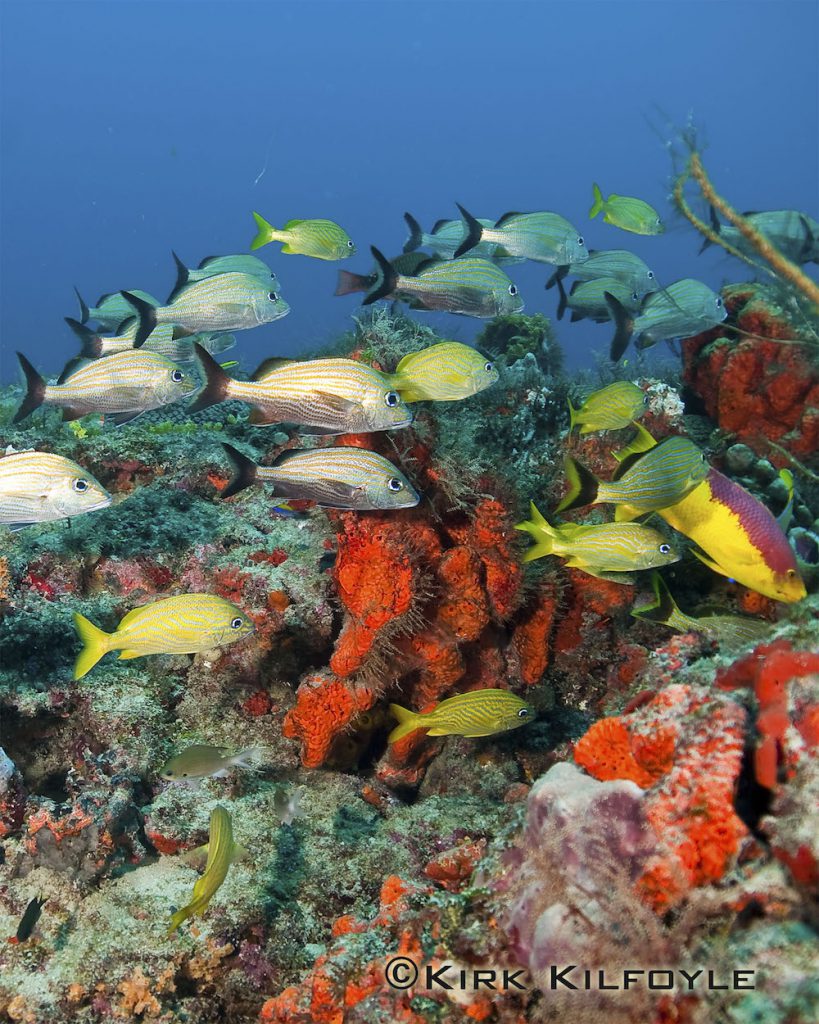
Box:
[515,501,680,582]
[250,212,355,260]
[168,805,245,935]
[73,595,254,679]
[160,744,265,783]
[567,381,646,434]
[589,184,664,235]
[388,689,534,743]
[385,342,498,402]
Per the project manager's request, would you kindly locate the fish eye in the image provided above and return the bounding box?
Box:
[508,284,517,296]
[182,772,188,778]
[269,292,278,301]
[384,391,400,407]
[230,616,244,629]
[643,394,649,404]
[787,569,796,578]
[517,707,530,718]
[577,236,584,246]
[171,369,184,383]
[346,240,354,248]
[659,543,671,555]
[716,297,723,307]
[632,292,639,302]
[484,361,494,372]
[73,478,89,492]
[387,477,404,492]
[647,271,655,279]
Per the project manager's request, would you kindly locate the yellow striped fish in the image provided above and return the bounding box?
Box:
[631,573,773,650]
[191,345,413,434]
[0,451,111,530]
[221,444,419,509]
[365,248,523,318]
[250,212,354,259]
[589,184,664,235]
[73,595,254,679]
[515,501,680,582]
[385,342,498,402]
[389,689,534,743]
[122,272,289,348]
[64,317,235,363]
[13,350,195,426]
[567,381,646,434]
[75,287,159,333]
[556,437,709,519]
[168,805,245,935]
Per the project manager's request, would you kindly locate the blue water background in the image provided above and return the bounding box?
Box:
[1,0,817,384]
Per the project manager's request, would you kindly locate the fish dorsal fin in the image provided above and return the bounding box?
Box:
[283,219,303,230]
[252,356,295,381]
[410,257,440,276]
[612,449,650,480]
[495,211,522,227]
[269,448,306,469]
[167,250,190,303]
[118,605,147,628]
[57,357,85,385]
[741,210,760,217]
[394,352,416,373]
[431,219,451,234]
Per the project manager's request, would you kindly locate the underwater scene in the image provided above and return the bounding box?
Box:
[1,2,818,1022]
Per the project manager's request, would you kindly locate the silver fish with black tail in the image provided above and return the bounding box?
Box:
[13,350,196,426]
[221,444,420,510]
[65,317,235,363]
[0,450,111,531]
[335,251,432,297]
[364,247,523,318]
[402,212,518,261]
[122,271,289,348]
[546,249,657,297]
[453,205,588,266]
[606,279,727,362]
[182,252,279,284]
[74,287,160,333]
[190,345,413,435]
[703,206,819,264]
[556,276,643,323]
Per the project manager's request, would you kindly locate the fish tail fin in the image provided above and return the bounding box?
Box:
[189,344,232,413]
[453,203,483,258]
[545,265,568,291]
[589,183,605,219]
[120,291,156,348]
[13,353,46,423]
[604,291,634,362]
[631,573,677,625]
[250,211,277,250]
[231,745,266,771]
[388,704,422,744]
[74,287,90,324]
[73,613,111,679]
[220,443,258,498]
[698,205,721,253]
[555,456,599,513]
[556,276,568,321]
[567,395,578,430]
[515,501,557,561]
[403,212,423,252]
[64,317,103,358]
[334,270,370,296]
[363,247,398,305]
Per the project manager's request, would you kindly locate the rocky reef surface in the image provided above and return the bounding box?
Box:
[1,301,817,1024]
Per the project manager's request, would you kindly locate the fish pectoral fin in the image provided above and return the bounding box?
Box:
[180,843,209,870]
[117,649,142,660]
[248,407,279,425]
[316,482,366,506]
[5,522,37,532]
[614,503,643,523]
[425,728,450,737]
[280,243,296,254]
[313,391,363,416]
[107,411,144,427]
[232,843,251,864]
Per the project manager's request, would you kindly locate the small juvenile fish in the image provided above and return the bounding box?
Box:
[567,381,647,434]
[335,252,431,297]
[191,345,413,434]
[556,276,643,323]
[776,468,794,531]
[73,594,255,679]
[13,349,195,426]
[168,805,245,934]
[364,247,523,318]
[161,744,264,782]
[546,249,656,297]
[250,212,355,260]
[589,184,664,235]
[402,212,508,260]
[515,501,680,581]
[0,451,111,530]
[385,342,498,402]
[454,205,588,266]
[388,689,534,743]
[556,436,709,517]
[606,279,727,361]
[631,573,772,650]
[8,897,47,944]
[122,272,289,348]
[221,444,420,510]
[703,207,819,264]
[75,287,159,333]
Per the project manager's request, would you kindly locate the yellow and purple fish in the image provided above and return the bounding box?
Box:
[250,212,355,260]
[168,805,245,934]
[567,381,646,434]
[191,345,413,434]
[0,451,111,530]
[385,342,498,402]
[515,501,679,582]
[389,689,534,743]
[221,444,419,510]
[13,350,195,426]
[73,594,255,679]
